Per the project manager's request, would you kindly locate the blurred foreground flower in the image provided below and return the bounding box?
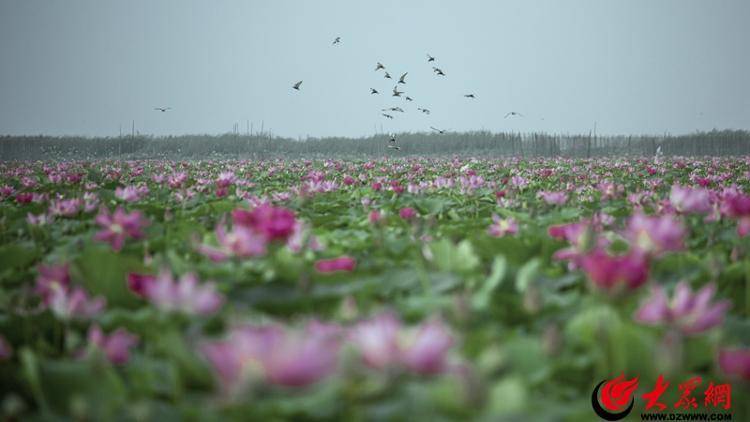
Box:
[538,191,568,206]
[624,213,685,256]
[580,249,649,293]
[315,256,356,273]
[93,206,149,251]
[718,348,750,381]
[634,282,730,335]
[350,313,455,376]
[669,185,711,214]
[87,324,138,365]
[35,264,105,320]
[201,321,341,393]
[139,270,223,316]
[487,215,518,237]
[399,207,417,220]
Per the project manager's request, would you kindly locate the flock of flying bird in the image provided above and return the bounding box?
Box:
[290,36,524,150]
[152,36,525,151]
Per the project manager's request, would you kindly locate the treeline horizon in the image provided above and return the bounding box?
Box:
[1,129,750,161]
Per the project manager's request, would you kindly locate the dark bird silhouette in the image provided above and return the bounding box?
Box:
[430,126,446,134]
[384,72,392,79]
[398,72,408,84]
[389,134,397,144]
[154,107,171,112]
[382,113,394,119]
[370,88,379,94]
[388,145,401,150]
[427,54,436,62]
[433,67,445,76]
[375,62,385,71]
[418,107,430,115]
[332,36,341,45]
[464,94,476,99]
[405,96,413,102]
[292,80,303,90]
[392,86,404,97]
[504,111,524,118]
[389,107,404,113]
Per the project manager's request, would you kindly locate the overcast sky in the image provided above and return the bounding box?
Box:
[1,0,748,138]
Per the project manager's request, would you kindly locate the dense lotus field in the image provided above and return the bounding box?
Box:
[1,156,749,420]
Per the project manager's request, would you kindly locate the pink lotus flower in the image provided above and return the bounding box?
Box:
[624,213,685,255]
[35,263,103,320]
[401,319,454,375]
[126,272,156,297]
[232,203,297,242]
[349,313,402,369]
[399,207,417,220]
[264,322,342,387]
[48,285,106,320]
[15,192,33,204]
[87,324,138,365]
[35,264,71,303]
[315,256,356,273]
[93,206,149,252]
[539,191,568,206]
[216,171,236,188]
[720,189,750,218]
[369,210,382,224]
[142,270,223,316]
[0,335,12,361]
[669,185,711,214]
[48,198,83,217]
[115,185,149,202]
[27,212,52,226]
[634,282,730,335]
[487,215,518,237]
[201,321,341,392]
[580,249,649,292]
[718,348,750,380]
[168,172,188,189]
[198,222,268,262]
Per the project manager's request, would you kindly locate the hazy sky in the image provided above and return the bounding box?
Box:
[1,0,748,138]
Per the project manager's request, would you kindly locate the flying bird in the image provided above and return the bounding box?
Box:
[418,108,430,115]
[292,80,303,90]
[464,94,476,99]
[427,54,436,62]
[332,36,341,45]
[432,67,445,76]
[398,72,408,84]
[392,86,404,97]
[405,96,413,102]
[154,107,171,112]
[384,72,392,79]
[382,113,394,119]
[430,126,446,134]
[388,145,401,150]
[504,111,524,118]
[389,107,404,113]
[375,62,385,71]
[389,134,397,144]
[370,88,379,94]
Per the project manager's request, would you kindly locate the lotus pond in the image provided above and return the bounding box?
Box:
[0,157,749,420]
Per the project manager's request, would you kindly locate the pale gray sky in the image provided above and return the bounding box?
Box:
[1,0,748,138]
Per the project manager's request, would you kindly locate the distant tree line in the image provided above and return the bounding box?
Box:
[1,129,749,161]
